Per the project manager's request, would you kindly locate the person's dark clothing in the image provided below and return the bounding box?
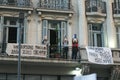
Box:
[63,47,68,59]
[63,39,69,59]
[72,41,78,59]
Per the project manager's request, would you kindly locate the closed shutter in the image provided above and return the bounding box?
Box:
[101,24,104,47]
[61,21,67,45]
[0,17,2,43]
[42,20,48,40]
[88,24,93,46]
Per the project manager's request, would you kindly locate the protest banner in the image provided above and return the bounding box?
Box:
[86,46,113,64]
[6,43,47,58]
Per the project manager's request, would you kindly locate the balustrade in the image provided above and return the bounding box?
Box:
[85,0,106,13]
[112,2,120,14]
[1,43,120,63]
[38,0,72,11]
[0,0,32,7]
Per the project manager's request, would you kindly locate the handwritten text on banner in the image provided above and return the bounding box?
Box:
[86,46,113,64]
[6,43,47,58]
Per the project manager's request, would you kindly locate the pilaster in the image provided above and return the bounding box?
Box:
[106,0,116,48]
[78,0,88,48]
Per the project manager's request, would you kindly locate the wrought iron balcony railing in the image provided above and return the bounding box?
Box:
[0,0,33,8]
[37,0,73,11]
[112,2,120,14]
[0,43,120,63]
[85,0,106,13]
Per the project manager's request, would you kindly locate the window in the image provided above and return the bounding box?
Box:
[97,77,108,80]
[25,75,40,80]
[42,20,67,56]
[8,0,16,5]
[88,23,103,47]
[42,20,67,44]
[3,17,24,43]
[114,0,120,8]
[42,76,57,80]
[7,74,23,80]
[0,74,74,80]
[0,74,6,80]
[61,76,73,80]
[86,0,105,12]
[114,0,120,14]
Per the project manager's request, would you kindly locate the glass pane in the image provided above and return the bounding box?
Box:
[0,74,6,80]
[7,74,23,80]
[42,76,57,80]
[116,27,120,48]
[8,0,16,5]
[61,76,73,80]
[88,23,103,46]
[97,34,102,47]
[25,75,40,80]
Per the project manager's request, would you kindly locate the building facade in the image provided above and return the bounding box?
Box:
[0,0,120,80]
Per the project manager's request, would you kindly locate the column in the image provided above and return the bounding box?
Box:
[23,16,28,43]
[37,16,42,44]
[68,20,72,59]
[106,0,116,48]
[0,16,2,43]
[0,16,3,52]
[78,0,88,48]
[26,16,31,44]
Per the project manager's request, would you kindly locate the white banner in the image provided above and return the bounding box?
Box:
[6,43,47,58]
[74,73,97,80]
[86,46,113,64]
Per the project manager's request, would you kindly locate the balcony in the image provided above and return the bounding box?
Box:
[36,0,73,14]
[112,2,120,19]
[85,0,106,17]
[1,43,120,66]
[0,43,80,69]
[0,0,33,10]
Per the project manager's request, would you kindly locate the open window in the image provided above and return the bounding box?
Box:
[3,17,24,43]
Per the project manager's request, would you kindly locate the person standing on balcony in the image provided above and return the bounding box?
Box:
[72,35,78,60]
[63,36,69,59]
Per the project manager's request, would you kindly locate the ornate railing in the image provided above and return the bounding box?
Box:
[0,0,33,7]
[112,2,120,14]
[85,0,106,13]
[37,0,73,11]
[2,43,120,63]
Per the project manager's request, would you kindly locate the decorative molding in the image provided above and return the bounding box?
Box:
[27,16,31,22]
[38,18,42,23]
[87,17,105,23]
[38,11,42,16]
[69,20,72,25]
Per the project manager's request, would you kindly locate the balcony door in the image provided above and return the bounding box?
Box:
[42,20,67,57]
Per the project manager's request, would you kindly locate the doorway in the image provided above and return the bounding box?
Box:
[42,20,68,58]
[49,30,58,55]
[50,30,57,46]
[8,27,17,43]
